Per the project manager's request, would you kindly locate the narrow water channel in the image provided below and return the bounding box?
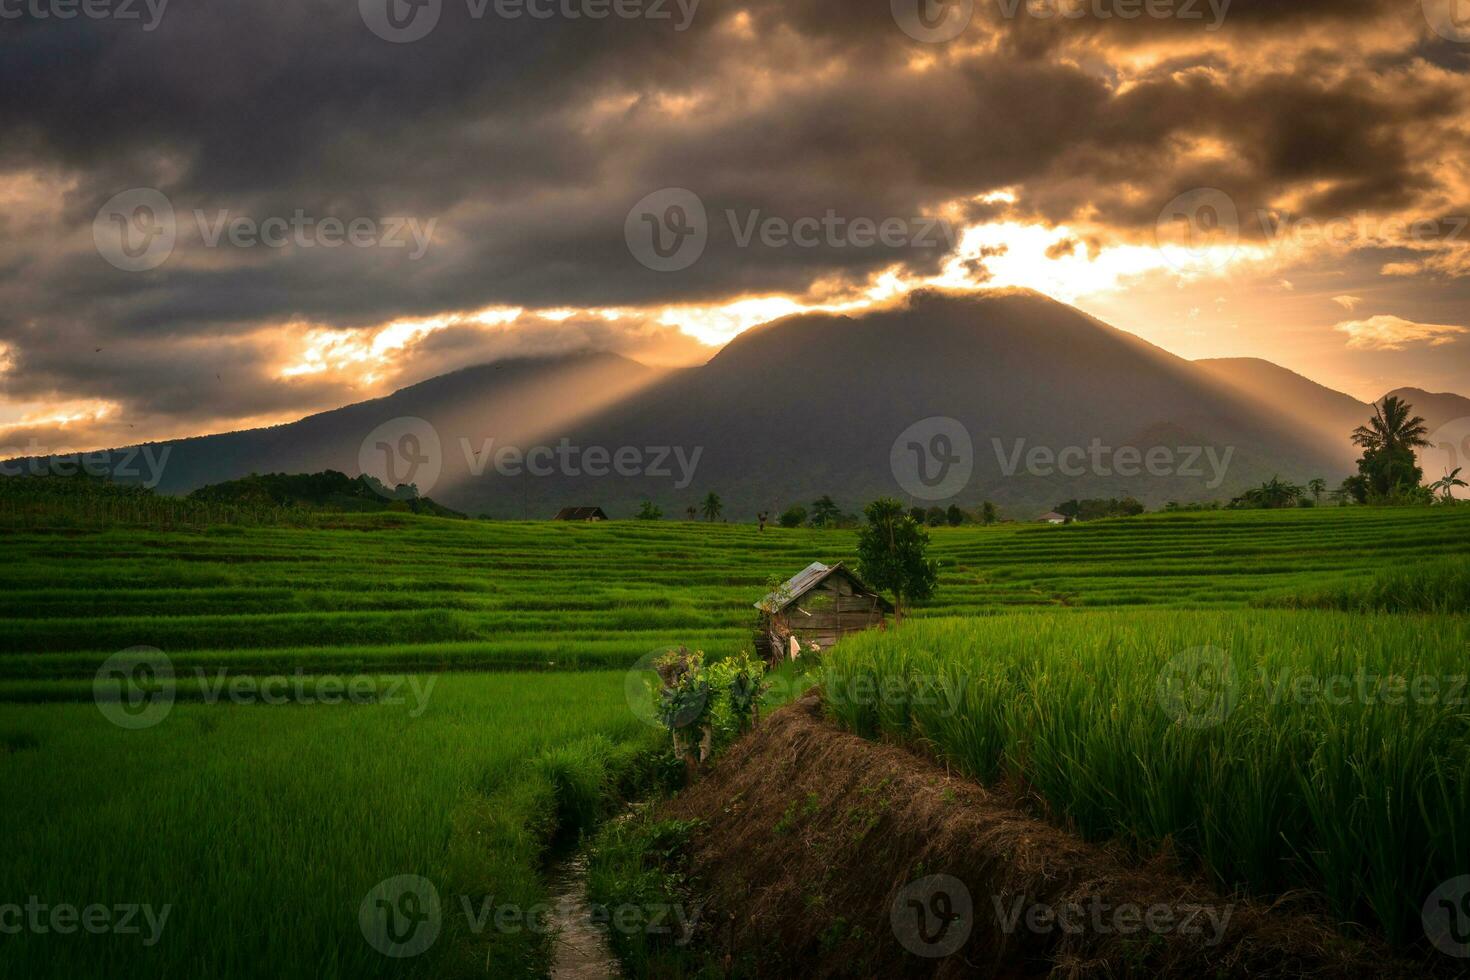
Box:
[545,853,623,980]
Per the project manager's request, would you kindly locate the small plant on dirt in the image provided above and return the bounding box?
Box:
[653,648,772,777]
[654,647,714,775]
[706,651,769,735]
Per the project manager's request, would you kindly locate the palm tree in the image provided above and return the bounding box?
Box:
[1307,478,1326,504]
[685,506,697,521]
[701,492,722,522]
[1352,396,1430,454]
[1351,396,1431,499]
[1430,467,1467,503]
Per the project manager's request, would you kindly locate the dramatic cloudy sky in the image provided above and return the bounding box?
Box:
[2,0,1468,452]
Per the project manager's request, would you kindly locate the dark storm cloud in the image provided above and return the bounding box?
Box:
[0,0,1465,437]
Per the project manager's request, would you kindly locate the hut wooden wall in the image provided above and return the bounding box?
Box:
[781,578,885,651]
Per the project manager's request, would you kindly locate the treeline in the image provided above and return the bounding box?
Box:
[780,497,995,529]
[0,474,327,528]
[0,470,465,528]
[188,470,464,518]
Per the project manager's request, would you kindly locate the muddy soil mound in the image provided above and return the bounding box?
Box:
[661,692,1430,979]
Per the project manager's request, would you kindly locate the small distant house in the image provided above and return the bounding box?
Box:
[753,561,892,665]
[553,506,608,521]
[1038,511,1069,524]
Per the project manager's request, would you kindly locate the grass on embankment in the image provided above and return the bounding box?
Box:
[822,609,1470,950]
[1254,556,1470,614]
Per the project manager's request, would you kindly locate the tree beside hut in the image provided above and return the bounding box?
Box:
[753,561,892,666]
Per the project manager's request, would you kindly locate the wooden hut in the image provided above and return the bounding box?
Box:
[753,561,892,665]
[552,506,608,521]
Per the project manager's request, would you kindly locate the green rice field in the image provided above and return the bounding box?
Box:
[3,505,1466,682]
[824,609,1470,947]
[1,504,1468,976]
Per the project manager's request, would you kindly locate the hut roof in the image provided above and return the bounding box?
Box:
[1038,511,1068,522]
[553,506,608,521]
[755,561,893,614]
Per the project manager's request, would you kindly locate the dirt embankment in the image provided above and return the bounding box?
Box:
[659,692,1431,979]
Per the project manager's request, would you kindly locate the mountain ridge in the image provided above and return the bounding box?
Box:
[6,290,1462,518]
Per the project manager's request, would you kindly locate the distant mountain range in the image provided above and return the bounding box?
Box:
[8,290,1469,519]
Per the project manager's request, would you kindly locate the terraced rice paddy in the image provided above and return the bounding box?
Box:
[3,505,1466,684]
[1,504,1467,977]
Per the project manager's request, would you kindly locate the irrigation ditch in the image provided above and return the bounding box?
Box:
[571,689,1451,979]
